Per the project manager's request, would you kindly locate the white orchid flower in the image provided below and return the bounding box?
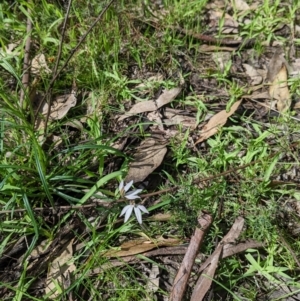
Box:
[120,204,149,224]
[118,180,143,200]
[118,180,148,224]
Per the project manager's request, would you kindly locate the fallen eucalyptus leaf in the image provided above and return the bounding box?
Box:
[104,237,181,257]
[118,87,181,121]
[155,87,182,108]
[232,0,250,11]
[269,65,291,112]
[37,93,77,125]
[31,53,52,75]
[146,265,160,293]
[243,63,263,85]
[266,48,286,82]
[164,108,197,129]
[45,239,76,299]
[125,137,168,183]
[195,100,242,144]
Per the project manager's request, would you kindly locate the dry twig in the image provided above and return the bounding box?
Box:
[169,211,213,301]
[34,0,117,131]
[44,0,73,132]
[20,5,32,107]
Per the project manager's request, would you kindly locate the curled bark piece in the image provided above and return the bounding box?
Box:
[169,211,213,301]
[191,217,245,301]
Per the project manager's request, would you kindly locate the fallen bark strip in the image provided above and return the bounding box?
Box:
[89,239,263,274]
[90,246,201,273]
[191,217,245,301]
[169,211,213,301]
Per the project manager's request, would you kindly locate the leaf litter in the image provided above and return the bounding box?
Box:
[195,100,242,144]
[45,239,76,299]
[267,50,291,112]
[118,87,182,121]
[2,0,300,300]
[125,136,168,183]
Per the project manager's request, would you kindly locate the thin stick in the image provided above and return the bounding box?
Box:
[1,142,298,215]
[20,5,32,107]
[34,0,117,127]
[53,0,72,81]
[0,201,111,214]
[44,0,73,133]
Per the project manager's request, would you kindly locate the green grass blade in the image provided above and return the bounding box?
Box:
[79,170,122,204]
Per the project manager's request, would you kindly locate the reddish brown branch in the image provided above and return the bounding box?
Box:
[20,6,32,107]
[169,212,213,301]
[44,0,73,132]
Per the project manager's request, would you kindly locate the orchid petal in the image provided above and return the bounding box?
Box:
[118,180,124,192]
[134,206,142,224]
[127,189,143,196]
[124,180,133,192]
[137,205,149,214]
[125,189,143,200]
[125,195,140,200]
[120,205,132,216]
[124,205,134,223]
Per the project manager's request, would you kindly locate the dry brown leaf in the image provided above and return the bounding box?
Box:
[31,53,52,75]
[94,240,263,275]
[266,48,285,82]
[232,0,250,11]
[125,137,168,183]
[196,217,245,275]
[222,239,264,258]
[155,87,182,108]
[118,87,181,121]
[258,68,268,81]
[118,100,157,121]
[249,2,260,10]
[45,239,76,299]
[195,100,242,144]
[164,108,197,129]
[199,45,237,52]
[1,42,20,55]
[207,0,226,9]
[105,237,181,257]
[146,265,160,293]
[210,11,239,34]
[148,213,172,221]
[223,216,244,243]
[294,101,300,109]
[50,135,63,150]
[242,91,270,99]
[147,111,164,131]
[290,58,300,78]
[18,239,51,269]
[36,93,77,130]
[243,63,263,85]
[212,52,232,73]
[269,65,291,112]
[49,93,77,120]
[64,120,83,131]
